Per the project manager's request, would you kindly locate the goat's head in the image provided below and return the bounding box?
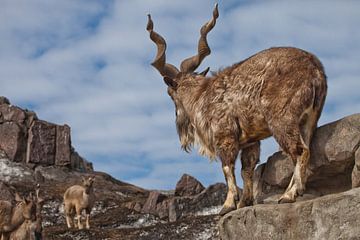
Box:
[82,176,95,193]
[14,193,36,221]
[147,4,218,151]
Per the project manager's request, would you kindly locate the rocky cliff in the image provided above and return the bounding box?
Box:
[0,96,92,172]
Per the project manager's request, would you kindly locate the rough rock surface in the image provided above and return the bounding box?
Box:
[0,97,92,172]
[254,114,360,203]
[139,175,227,222]
[219,187,360,240]
[175,173,205,197]
[27,120,56,165]
[55,125,71,167]
[0,122,27,162]
[0,159,222,240]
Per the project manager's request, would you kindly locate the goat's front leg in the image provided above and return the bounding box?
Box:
[85,208,91,229]
[64,207,73,229]
[238,141,260,208]
[217,139,240,216]
[76,207,83,230]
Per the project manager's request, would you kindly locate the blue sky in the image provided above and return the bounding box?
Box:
[1,0,359,190]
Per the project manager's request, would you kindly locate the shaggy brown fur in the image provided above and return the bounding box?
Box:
[9,184,44,240]
[147,4,327,215]
[0,194,36,240]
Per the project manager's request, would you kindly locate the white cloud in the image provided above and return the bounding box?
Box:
[0,0,359,189]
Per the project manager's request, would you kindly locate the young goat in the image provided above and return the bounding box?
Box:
[147,4,327,215]
[9,184,44,240]
[63,176,95,230]
[0,193,36,240]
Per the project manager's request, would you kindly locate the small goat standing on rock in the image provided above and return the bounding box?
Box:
[63,176,95,230]
[0,193,36,240]
[147,4,327,215]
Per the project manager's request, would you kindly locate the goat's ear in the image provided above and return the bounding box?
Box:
[199,67,210,76]
[15,192,22,202]
[164,76,178,89]
[24,197,30,204]
[90,175,95,181]
[81,176,86,183]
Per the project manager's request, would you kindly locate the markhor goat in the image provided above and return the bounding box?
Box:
[147,4,327,215]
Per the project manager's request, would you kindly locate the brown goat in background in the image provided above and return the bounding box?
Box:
[147,4,327,215]
[9,184,44,240]
[0,193,36,240]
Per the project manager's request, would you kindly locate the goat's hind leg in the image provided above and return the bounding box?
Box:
[237,141,260,209]
[271,122,310,203]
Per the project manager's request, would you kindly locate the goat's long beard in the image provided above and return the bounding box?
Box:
[176,112,194,153]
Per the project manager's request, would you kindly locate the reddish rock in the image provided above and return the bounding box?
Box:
[141,191,167,215]
[175,174,205,197]
[0,105,26,124]
[55,125,71,167]
[26,120,56,165]
[156,200,170,219]
[0,122,26,162]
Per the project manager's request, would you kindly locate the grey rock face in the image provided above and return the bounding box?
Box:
[254,113,360,203]
[219,187,360,240]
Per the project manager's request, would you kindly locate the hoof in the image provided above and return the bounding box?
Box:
[237,199,253,209]
[219,206,236,216]
[278,196,296,204]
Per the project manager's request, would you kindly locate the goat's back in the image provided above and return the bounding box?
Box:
[63,185,84,201]
[220,47,326,117]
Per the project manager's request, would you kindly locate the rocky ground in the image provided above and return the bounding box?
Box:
[0,159,223,240]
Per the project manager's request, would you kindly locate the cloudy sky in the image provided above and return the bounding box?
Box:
[1,0,359,190]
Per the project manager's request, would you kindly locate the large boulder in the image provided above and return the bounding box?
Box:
[0,122,27,162]
[141,191,167,215]
[174,173,205,197]
[26,120,56,165]
[219,187,360,240]
[254,114,360,202]
[139,181,228,222]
